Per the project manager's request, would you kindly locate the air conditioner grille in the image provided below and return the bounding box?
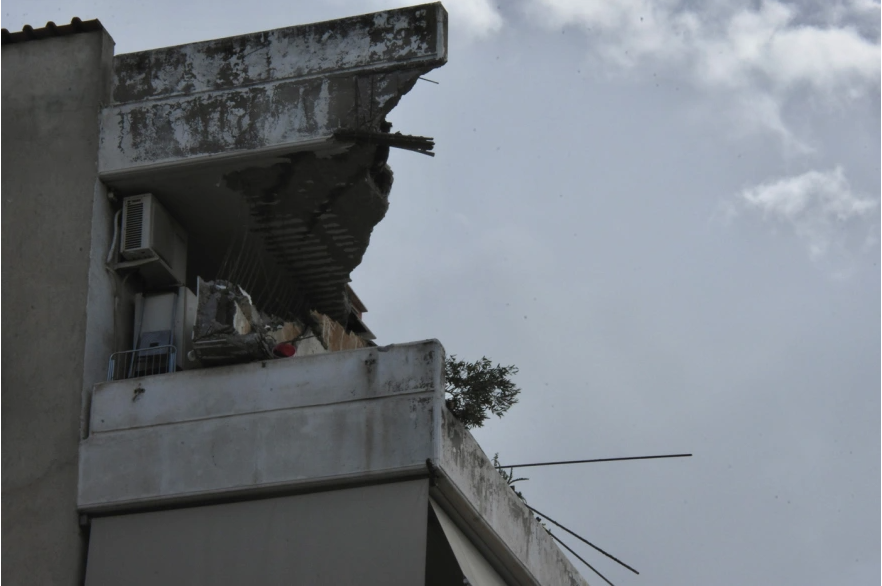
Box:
[124,200,144,251]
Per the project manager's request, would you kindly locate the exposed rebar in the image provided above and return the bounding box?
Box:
[548,531,616,586]
[528,505,638,575]
[497,453,692,470]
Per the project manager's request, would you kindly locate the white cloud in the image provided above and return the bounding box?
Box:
[730,93,814,155]
[380,0,503,38]
[524,0,880,147]
[735,167,878,260]
[445,0,503,37]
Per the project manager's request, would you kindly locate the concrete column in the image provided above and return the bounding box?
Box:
[2,28,115,585]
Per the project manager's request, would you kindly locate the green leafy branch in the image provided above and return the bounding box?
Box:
[445,355,520,429]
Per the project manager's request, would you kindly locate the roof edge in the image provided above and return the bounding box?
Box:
[2,17,105,46]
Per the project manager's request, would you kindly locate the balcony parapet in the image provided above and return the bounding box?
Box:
[79,340,587,586]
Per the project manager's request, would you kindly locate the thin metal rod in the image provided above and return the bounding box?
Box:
[549,532,616,586]
[242,247,258,293]
[230,232,248,283]
[528,505,638,575]
[497,453,692,470]
[419,76,439,84]
[218,236,234,280]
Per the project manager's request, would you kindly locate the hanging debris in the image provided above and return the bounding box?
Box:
[191,278,308,366]
[191,275,378,367]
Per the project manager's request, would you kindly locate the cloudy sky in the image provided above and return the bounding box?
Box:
[5,0,879,583]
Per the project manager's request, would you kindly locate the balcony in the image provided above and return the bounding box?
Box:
[79,340,588,585]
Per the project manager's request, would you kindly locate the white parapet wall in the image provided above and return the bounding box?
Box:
[80,340,443,509]
[79,340,588,586]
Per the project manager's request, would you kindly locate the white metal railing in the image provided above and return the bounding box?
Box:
[107,345,177,381]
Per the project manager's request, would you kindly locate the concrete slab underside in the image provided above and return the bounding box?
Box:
[80,340,589,586]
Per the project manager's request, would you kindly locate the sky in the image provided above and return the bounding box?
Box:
[4,0,879,584]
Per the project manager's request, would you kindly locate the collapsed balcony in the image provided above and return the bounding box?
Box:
[100,4,446,372]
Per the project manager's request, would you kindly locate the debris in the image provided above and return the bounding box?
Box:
[334,130,435,157]
[310,311,373,352]
[191,277,375,367]
[192,278,307,366]
[272,343,297,358]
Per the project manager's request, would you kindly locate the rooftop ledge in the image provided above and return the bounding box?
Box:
[79,340,588,586]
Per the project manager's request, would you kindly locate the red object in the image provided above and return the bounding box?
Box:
[273,343,296,358]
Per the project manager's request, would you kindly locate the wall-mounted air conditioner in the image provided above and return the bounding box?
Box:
[119,194,187,287]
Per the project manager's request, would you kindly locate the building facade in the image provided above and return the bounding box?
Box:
[2,6,589,585]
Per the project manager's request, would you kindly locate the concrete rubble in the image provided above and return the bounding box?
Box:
[191,278,303,365]
[192,278,369,366]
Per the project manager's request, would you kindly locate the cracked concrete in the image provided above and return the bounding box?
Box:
[100,4,446,172]
[99,3,447,324]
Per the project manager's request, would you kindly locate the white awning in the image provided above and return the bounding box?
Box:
[430,499,509,586]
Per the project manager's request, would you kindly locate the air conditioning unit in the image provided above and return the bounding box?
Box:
[119,194,187,287]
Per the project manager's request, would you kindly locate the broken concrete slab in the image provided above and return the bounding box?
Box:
[99,3,447,324]
[99,3,447,176]
[109,7,447,106]
[226,145,392,324]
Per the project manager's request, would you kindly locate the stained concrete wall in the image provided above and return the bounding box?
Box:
[80,340,589,586]
[79,340,444,511]
[1,29,115,586]
[99,3,448,176]
[436,410,588,586]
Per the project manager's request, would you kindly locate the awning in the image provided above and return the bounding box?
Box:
[430,499,509,586]
[85,480,430,586]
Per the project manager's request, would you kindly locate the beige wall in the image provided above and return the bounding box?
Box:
[311,310,372,351]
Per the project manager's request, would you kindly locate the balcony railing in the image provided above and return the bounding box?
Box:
[107,345,177,381]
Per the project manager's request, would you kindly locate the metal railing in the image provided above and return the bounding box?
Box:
[107,345,177,381]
